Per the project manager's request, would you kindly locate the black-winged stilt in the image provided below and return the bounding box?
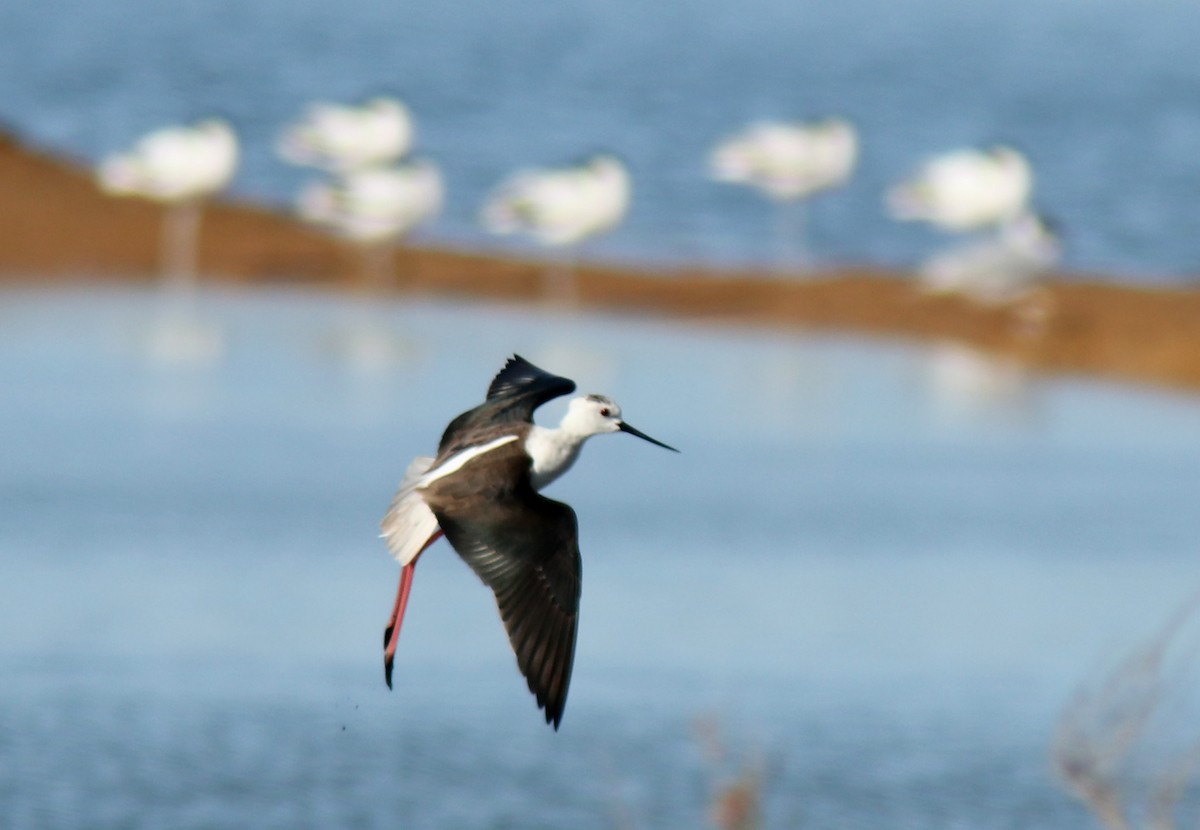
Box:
[380,355,677,729]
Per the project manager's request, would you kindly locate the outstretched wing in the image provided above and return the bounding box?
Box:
[486,353,576,404]
[438,355,576,456]
[431,482,581,730]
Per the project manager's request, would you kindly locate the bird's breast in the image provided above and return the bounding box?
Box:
[525,428,582,491]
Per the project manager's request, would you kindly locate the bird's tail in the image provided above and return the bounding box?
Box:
[380,455,440,565]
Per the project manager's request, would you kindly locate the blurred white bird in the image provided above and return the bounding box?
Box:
[885,145,1032,232]
[709,118,858,201]
[919,212,1060,304]
[708,117,858,270]
[96,118,237,285]
[277,97,413,173]
[298,159,443,245]
[97,118,239,204]
[482,154,630,246]
[481,154,630,302]
[920,212,1061,337]
[95,118,238,365]
[297,160,442,368]
[298,159,442,289]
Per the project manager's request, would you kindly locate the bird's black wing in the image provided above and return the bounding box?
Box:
[486,354,576,405]
[430,477,581,730]
[437,355,575,456]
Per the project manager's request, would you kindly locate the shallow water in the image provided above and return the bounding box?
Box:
[2,0,1199,277]
[3,287,1200,828]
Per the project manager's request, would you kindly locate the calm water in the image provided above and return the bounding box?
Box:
[1,0,1199,277]
[2,286,1200,828]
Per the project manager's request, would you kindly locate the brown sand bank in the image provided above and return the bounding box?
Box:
[2,132,1199,393]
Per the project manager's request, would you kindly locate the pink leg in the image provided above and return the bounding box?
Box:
[383,531,443,689]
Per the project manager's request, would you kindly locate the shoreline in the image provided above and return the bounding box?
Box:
[3,133,1199,394]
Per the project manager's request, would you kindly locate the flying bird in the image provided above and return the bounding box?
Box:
[379,355,678,728]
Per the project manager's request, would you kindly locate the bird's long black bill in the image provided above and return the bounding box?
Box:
[618,421,679,452]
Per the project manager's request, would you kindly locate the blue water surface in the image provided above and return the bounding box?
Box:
[2,287,1200,828]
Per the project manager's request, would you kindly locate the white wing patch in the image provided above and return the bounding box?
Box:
[380,437,519,566]
[380,455,439,565]
[416,435,519,487]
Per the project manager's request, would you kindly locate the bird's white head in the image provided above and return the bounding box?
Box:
[561,394,623,437]
[561,394,678,450]
[527,393,677,490]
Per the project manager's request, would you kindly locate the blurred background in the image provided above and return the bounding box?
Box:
[3,1,1200,829]
[2,0,1199,278]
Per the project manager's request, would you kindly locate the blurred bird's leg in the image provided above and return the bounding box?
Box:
[359,239,396,295]
[146,199,224,366]
[339,238,405,370]
[1011,286,1056,340]
[773,199,811,277]
[161,199,203,300]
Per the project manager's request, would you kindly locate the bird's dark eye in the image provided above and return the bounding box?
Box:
[599,407,610,417]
